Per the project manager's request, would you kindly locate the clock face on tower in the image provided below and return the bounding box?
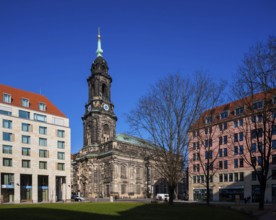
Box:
[103,103,109,111]
[87,105,92,112]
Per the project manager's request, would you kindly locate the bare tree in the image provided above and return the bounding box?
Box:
[127,73,223,204]
[231,36,276,210]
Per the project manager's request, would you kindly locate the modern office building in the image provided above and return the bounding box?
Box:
[188,90,276,202]
[0,84,71,203]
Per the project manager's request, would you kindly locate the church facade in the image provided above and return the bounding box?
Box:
[72,32,167,199]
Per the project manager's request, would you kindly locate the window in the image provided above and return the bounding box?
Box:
[3,119,12,129]
[121,165,126,178]
[39,126,47,135]
[220,111,229,119]
[0,109,12,116]
[218,161,223,169]
[258,142,263,152]
[251,128,263,139]
[57,141,65,149]
[19,110,30,119]
[57,130,65,138]
[234,146,238,155]
[22,160,30,168]
[57,163,65,170]
[22,147,30,156]
[235,107,244,115]
[22,135,30,144]
[272,125,276,135]
[205,151,212,159]
[219,149,223,157]
[219,122,228,130]
[234,120,238,128]
[3,145,12,154]
[21,98,29,107]
[252,143,256,152]
[39,138,47,146]
[224,148,228,157]
[257,114,263,122]
[223,135,228,144]
[34,113,46,122]
[252,100,263,110]
[3,132,12,141]
[219,136,222,145]
[22,123,31,132]
[239,145,244,154]
[240,172,244,181]
[229,173,233,182]
[205,116,213,124]
[193,142,199,150]
[239,119,243,126]
[57,152,65,160]
[39,149,48,158]
[193,153,199,161]
[234,159,238,168]
[224,160,228,169]
[3,94,11,103]
[224,173,228,182]
[234,133,238,142]
[239,132,244,141]
[240,158,244,167]
[39,103,46,111]
[258,156,263,166]
[39,161,47,169]
[205,139,212,147]
[193,176,196,184]
[3,158,12,166]
[2,173,14,185]
[219,174,223,182]
[234,173,239,182]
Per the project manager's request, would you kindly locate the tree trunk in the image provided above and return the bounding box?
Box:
[168,185,175,205]
[206,178,210,206]
[259,180,266,210]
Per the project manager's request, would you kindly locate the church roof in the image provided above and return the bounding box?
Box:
[116,133,155,149]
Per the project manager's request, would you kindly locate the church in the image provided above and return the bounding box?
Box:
[72,31,168,199]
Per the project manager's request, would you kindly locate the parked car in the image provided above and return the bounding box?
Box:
[71,195,85,201]
[155,193,169,201]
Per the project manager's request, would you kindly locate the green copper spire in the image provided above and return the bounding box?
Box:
[96,27,103,57]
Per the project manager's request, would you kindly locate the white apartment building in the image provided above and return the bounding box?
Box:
[0,84,71,203]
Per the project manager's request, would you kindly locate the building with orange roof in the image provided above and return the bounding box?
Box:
[0,84,71,203]
[188,89,276,202]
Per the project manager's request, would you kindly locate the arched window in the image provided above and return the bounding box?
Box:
[102,84,108,99]
[103,124,109,135]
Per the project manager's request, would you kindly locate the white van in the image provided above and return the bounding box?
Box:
[155,193,169,201]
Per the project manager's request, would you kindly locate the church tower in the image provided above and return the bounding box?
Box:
[82,29,117,147]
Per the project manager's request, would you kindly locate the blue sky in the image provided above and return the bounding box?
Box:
[0,0,275,153]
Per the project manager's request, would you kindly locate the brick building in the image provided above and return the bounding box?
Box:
[189,90,276,202]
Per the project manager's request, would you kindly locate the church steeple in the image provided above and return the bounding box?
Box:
[96,27,103,57]
[82,29,117,147]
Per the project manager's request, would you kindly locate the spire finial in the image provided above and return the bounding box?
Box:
[96,27,103,57]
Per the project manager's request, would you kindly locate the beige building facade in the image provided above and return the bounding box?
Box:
[0,84,71,203]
